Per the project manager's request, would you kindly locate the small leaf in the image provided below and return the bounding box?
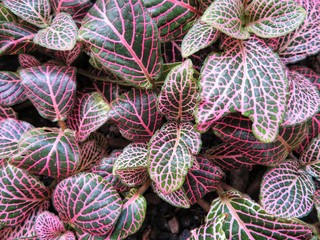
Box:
[53,42,83,66]
[34,12,78,51]
[0,106,16,119]
[53,173,123,236]
[260,160,315,218]
[20,66,77,122]
[18,54,41,68]
[0,3,17,22]
[300,135,320,179]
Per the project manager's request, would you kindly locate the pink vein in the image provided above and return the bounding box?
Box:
[167,0,201,16]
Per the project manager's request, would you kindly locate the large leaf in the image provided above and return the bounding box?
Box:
[34,12,78,51]
[0,164,51,227]
[53,173,123,236]
[244,0,306,38]
[18,54,41,68]
[300,135,320,179]
[0,3,17,22]
[260,160,315,218]
[197,36,288,143]
[11,128,80,178]
[3,0,51,28]
[78,0,162,89]
[207,190,313,239]
[157,59,198,121]
[148,121,201,194]
[109,88,163,141]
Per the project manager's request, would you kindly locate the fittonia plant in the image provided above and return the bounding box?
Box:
[0,0,319,239]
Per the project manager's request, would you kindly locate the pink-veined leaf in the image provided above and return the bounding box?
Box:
[198,0,214,13]
[0,118,34,159]
[11,128,80,178]
[142,0,201,42]
[53,173,123,236]
[300,135,320,179]
[244,0,306,38]
[3,0,51,28]
[152,182,190,208]
[201,0,249,40]
[162,41,183,64]
[78,0,162,89]
[207,190,313,239]
[0,106,16,120]
[181,19,220,58]
[87,132,109,150]
[183,156,224,204]
[113,143,148,187]
[290,66,320,88]
[197,36,288,143]
[0,3,17,22]
[74,227,106,240]
[50,0,91,15]
[20,66,77,122]
[53,42,83,66]
[157,59,198,121]
[212,113,308,166]
[93,81,120,104]
[0,71,27,106]
[148,121,201,194]
[18,54,41,68]
[110,188,147,239]
[109,88,163,141]
[33,12,78,51]
[260,160,315,218]
[0,163,51,227]
[314,190,320,222]
[66,92,110,142]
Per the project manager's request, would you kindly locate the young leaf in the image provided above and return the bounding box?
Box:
[109,88,163,141]
[34,12,78,51]
[207,190,313,239]
[197,36,288,143]
[0,3,17,22]
[245,0,306,38]
[20,66,77,122]
[53,173,123,236]
[157,59,198,121]
[11,128,80,178]
[78,0,162,89]
[0,106,16,120]
[18,54,41,68]
[0,163,51,227]
[3,0,51,28]
[201,0,249,40]
[148,122,201,194]
[260,160,315,218]
[300,135,320,179]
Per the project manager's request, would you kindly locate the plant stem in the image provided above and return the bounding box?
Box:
[58,120,67,131]
[197,198,211,212]
[137,178,152,196]
[219,181,234,191]
[243,0,249,9]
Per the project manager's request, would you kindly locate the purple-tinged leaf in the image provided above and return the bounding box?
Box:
[244,0,306,38]
[78,0,162,89]
[20,66,77,122]
[183,156,224,204]
[197,36,288,143]
[3,0,51,28]
[110,189,147,239]
[66,92,110,142]
[148,122,201,194]
[157,59,198,121]
[0,3,17,22]
[207,190,313,239]
[0,118,34,159]
[152,182,190,208]
[202,0,249,40]
[11,128,80,178]
[300,135,320,179]
[290,66,320,89]
[93,81,120,104]
[53,173,123,236]
[54,42,83,66]
[181,19,220,58]
[87,132,109,150]
[109,88,163,141]
[0,163,51,227]
[113,143,148,187]
[260,160,315,218]
[198,0,214,13]
[314,190,320,222]
[0,71,27,106]
[34,12,78,51]
[18,54,41,68]
[0,106,16,119]
[142,0,201,42]
[50,0,91,15]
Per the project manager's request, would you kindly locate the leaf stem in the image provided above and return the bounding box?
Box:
[58,120,67,131]
[197,198,211,212]
[137,178,152,196]
[289,152,300,162]
[219,181,234,191]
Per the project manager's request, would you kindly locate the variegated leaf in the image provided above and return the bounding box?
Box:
[197,36,288,143]
[3,0,51,28]
[11,128,80,178]
[0,118,34,159]
[113,143,148,187]
[0,3,17,22]
[93,81,120,104]
[201,0,249,40]
[157,59,198,121]
[207,190,313,239]
[53,173,123,236]
[109,88,163,141]
[0,163,51,227]
[181,19,220,58]
[245,0,306,38]
[78,0,162,89]
[148,122,201,194]
[314,190,320,222]
[0,106,16,120]
[260,160,315,218]
[18,54,41,68]
[300,135,320,179]
[20,66,77,122]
